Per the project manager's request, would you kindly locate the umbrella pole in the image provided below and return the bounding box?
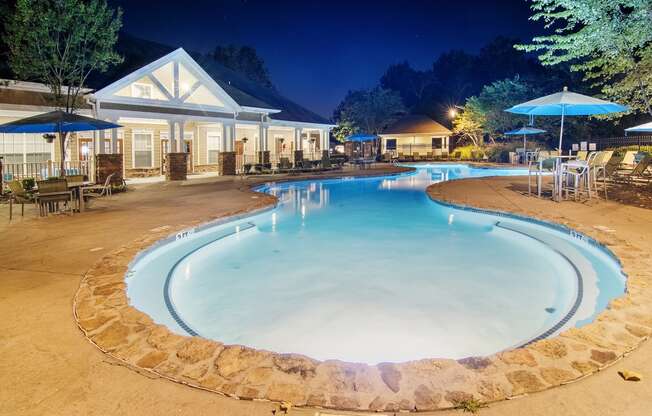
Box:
[556,106,566,201]
[523,134,527,164]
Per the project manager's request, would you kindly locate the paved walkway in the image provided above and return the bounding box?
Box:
[1,169,651,415]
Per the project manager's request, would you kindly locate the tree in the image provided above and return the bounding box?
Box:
[517,0,652,115]
[333,87,406,136]
[380,62,435,109]
[213,45,274,89]
[453,77,545,145]
[5,0,122,174]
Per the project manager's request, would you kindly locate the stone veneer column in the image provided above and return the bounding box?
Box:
[96,154,123,185]
[165,153,188,181]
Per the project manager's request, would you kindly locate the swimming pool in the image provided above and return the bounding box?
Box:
[127,164,625,364]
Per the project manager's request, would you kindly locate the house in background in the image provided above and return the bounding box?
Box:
[0,47,334,180]
[379,114,452,160]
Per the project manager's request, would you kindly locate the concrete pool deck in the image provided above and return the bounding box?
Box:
[2,165,651,415]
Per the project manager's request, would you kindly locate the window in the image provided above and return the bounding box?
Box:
[0,133,53,164]
[431,137,443,149]
[133,132,153,168]
[132,83,152,99]
[386,139,397,150]
[207,133,220,164]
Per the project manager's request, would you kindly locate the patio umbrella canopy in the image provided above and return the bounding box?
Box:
[506,87,627,151]
[345,133,378,142]
[504,127,546,153]
[0,110,121,134]
[625,121,652,134]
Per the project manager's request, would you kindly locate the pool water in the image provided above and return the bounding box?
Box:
[127,164,625,364]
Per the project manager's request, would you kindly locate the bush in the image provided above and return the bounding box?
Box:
[21,177,35,191]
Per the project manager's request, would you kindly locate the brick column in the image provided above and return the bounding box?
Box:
[96,154,123,185]
[165,152,188,181]
[218,151,236,175]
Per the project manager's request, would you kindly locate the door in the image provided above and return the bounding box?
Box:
[235,140,244,172]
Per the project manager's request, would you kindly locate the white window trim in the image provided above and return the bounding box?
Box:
[206,132,221,164]
[131,82,153,99]
[132,130,154,169]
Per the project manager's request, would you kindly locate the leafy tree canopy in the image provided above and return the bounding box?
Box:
[332,87,406,140]
[454,77,539,145]
[212,44,274,89]
[5,0,122,173]
[517,0,652,115]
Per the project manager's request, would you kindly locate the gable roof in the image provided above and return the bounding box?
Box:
[382,114,452,135]
[87,35,330,125]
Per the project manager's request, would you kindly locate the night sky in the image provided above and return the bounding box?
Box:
[109,0,541,118]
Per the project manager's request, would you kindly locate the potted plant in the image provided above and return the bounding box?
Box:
[42,133,56,143]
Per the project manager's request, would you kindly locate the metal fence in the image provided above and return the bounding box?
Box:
[386,144,448,159]
[594,135,652,151]
[236,152,323,173]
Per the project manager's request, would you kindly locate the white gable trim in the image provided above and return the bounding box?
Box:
[92,48,242,113]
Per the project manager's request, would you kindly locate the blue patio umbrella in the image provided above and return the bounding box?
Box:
[345,133,378,142]
[0,110,121,134]
[625,121,652,134]
[506,87,627,152]
[504,127,546,154]
[0,110,122,177]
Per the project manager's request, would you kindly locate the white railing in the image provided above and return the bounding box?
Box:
[1,159,94,182]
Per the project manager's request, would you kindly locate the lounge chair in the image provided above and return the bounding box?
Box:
[614,154,652,184]
[36,178,74,216]
[576,151,588,161]
[7,180,36,220]
[620,150,637,168]
[597,154,624,199]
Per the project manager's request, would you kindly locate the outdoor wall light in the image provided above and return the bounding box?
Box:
[43,133,56,143]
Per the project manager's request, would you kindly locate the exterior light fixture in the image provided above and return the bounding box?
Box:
[448,108,457,118]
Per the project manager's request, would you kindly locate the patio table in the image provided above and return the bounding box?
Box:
[67,181,93,212]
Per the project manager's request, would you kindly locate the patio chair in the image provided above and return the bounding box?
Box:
[614,154,652,184]
[591,151,613,194]
[599,154,624,199]
[413,152,420,161]
[620,150,637,168]
[426,151,433,160]
[36,178,74,216]
[7,180,36,220]
[561,160,591,201]
[528,156,556,197]
[576,151,588,161]
[81,172,114,208]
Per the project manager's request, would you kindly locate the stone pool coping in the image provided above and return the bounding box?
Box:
[73,168,652,413]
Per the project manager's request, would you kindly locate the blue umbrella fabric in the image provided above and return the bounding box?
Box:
[345,133,378,142]
[0,110,121,133]
[504,127,547,155]
[506,87,627,151]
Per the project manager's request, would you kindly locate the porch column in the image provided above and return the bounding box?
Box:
[111,127,119,154]
[178,121,185,153]
[168,120,177,153]
[293,128,303,165]
[321,128,330,161]
[218,121,236,176]
[96,130,105,155]
[257,123,269,164]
